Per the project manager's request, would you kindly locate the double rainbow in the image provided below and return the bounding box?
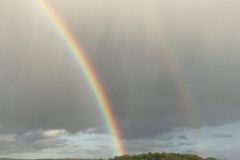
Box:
[38,0,200,156]
[38,0,125,156]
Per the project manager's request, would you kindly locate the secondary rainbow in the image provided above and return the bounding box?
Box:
[37,0,125,156]
[139,3,202,153]
[139,1,199,129]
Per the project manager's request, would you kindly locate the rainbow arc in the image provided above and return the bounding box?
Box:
[38,0,125,156]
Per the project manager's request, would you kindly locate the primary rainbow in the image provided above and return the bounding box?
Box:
[37,0,125,156]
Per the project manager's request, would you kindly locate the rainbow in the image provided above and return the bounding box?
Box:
[37,0,125,156]
[139,1,199,129]
[139,3,202,153]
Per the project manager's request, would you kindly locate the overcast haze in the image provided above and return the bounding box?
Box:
[1,0,240,159]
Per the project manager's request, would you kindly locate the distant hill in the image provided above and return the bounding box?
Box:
[0,153,219,160]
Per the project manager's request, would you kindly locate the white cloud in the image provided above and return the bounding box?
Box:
[42,129,66,138]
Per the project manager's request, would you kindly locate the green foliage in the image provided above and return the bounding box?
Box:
[110,152,210,160]
[204,158,217,160]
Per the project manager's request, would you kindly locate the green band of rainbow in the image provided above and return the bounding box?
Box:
[37,0,125,156]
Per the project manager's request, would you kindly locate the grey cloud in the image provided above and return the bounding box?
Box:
[0,134,20,154]
[212,133,234,138]
[22,131,52,142]
[0,130,73,153]
[29,138,69,151]
[178,135,188,140]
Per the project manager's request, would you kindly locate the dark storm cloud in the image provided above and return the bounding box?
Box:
[1,0,240,142]
[178,135,188,140]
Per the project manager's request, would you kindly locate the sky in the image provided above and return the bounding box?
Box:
[0,0,240,159]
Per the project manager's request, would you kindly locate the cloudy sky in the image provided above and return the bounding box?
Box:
[1,0,240,159]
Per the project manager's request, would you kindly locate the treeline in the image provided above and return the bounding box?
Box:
[108,152,218,160]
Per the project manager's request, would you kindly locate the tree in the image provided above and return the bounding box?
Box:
[205,158,217,160]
